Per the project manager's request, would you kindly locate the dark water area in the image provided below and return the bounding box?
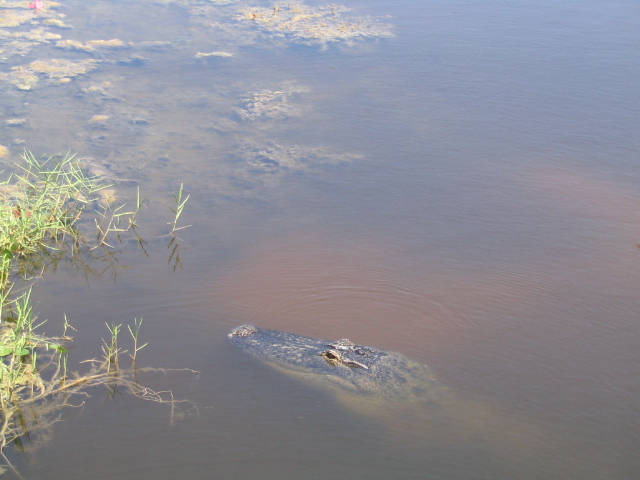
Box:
[2,0,640,478]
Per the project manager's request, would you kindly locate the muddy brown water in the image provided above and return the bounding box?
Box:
[2,0,640,478]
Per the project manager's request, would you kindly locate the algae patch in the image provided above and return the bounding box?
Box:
[0,1,73,60]
[195,51,234,58]
[5,118,26,126]
[0,28,62,57]
[239,1,393,45]
[89,114,110,123]
[55,38,127,52]
[157,0,230,4]
[156,0,393,48]
[236,84,309,122]
[2,58,99,89]
[228,140,362,190]
[237,141,361,172]
[0,9,34,28]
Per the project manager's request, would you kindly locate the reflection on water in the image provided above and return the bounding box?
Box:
[2,0,640,478]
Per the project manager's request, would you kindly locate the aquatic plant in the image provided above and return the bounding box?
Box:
[0,150,195,476]
[128,317,148,363]
[0,289,195,476]
[0,150,157,287]
[0,151,101,287]
[168,183,191,234]
[0,151,137,288]
[0,147,194,293]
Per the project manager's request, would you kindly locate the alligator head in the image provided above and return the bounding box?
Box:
[228,325,441,398]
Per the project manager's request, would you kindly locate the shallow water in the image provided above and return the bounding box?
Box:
[2,0,640,478]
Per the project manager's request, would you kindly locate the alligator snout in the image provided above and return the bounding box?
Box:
[228,325,258,338]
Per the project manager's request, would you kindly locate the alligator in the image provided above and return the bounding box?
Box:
[227,324,451,406]
[227,325,581,477]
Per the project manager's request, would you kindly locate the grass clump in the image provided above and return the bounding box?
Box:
[0,151,100,287]
[0,150,146,289]
[0,289,195,471]
[0,151,195,474]
[1,150,191,282]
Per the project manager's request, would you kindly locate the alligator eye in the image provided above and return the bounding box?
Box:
[324,352,338,360]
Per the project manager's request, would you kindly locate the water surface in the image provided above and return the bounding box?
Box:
[1,0,640,478]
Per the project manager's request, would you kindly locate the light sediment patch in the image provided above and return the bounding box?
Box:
[238,1,393,45]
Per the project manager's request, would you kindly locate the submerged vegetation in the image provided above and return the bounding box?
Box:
[5,59,100,91]
[0,151,193,474]
[236,84,309,123]
[1,0,393,90]
[1,0,381,203]
[239,2,393,45]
